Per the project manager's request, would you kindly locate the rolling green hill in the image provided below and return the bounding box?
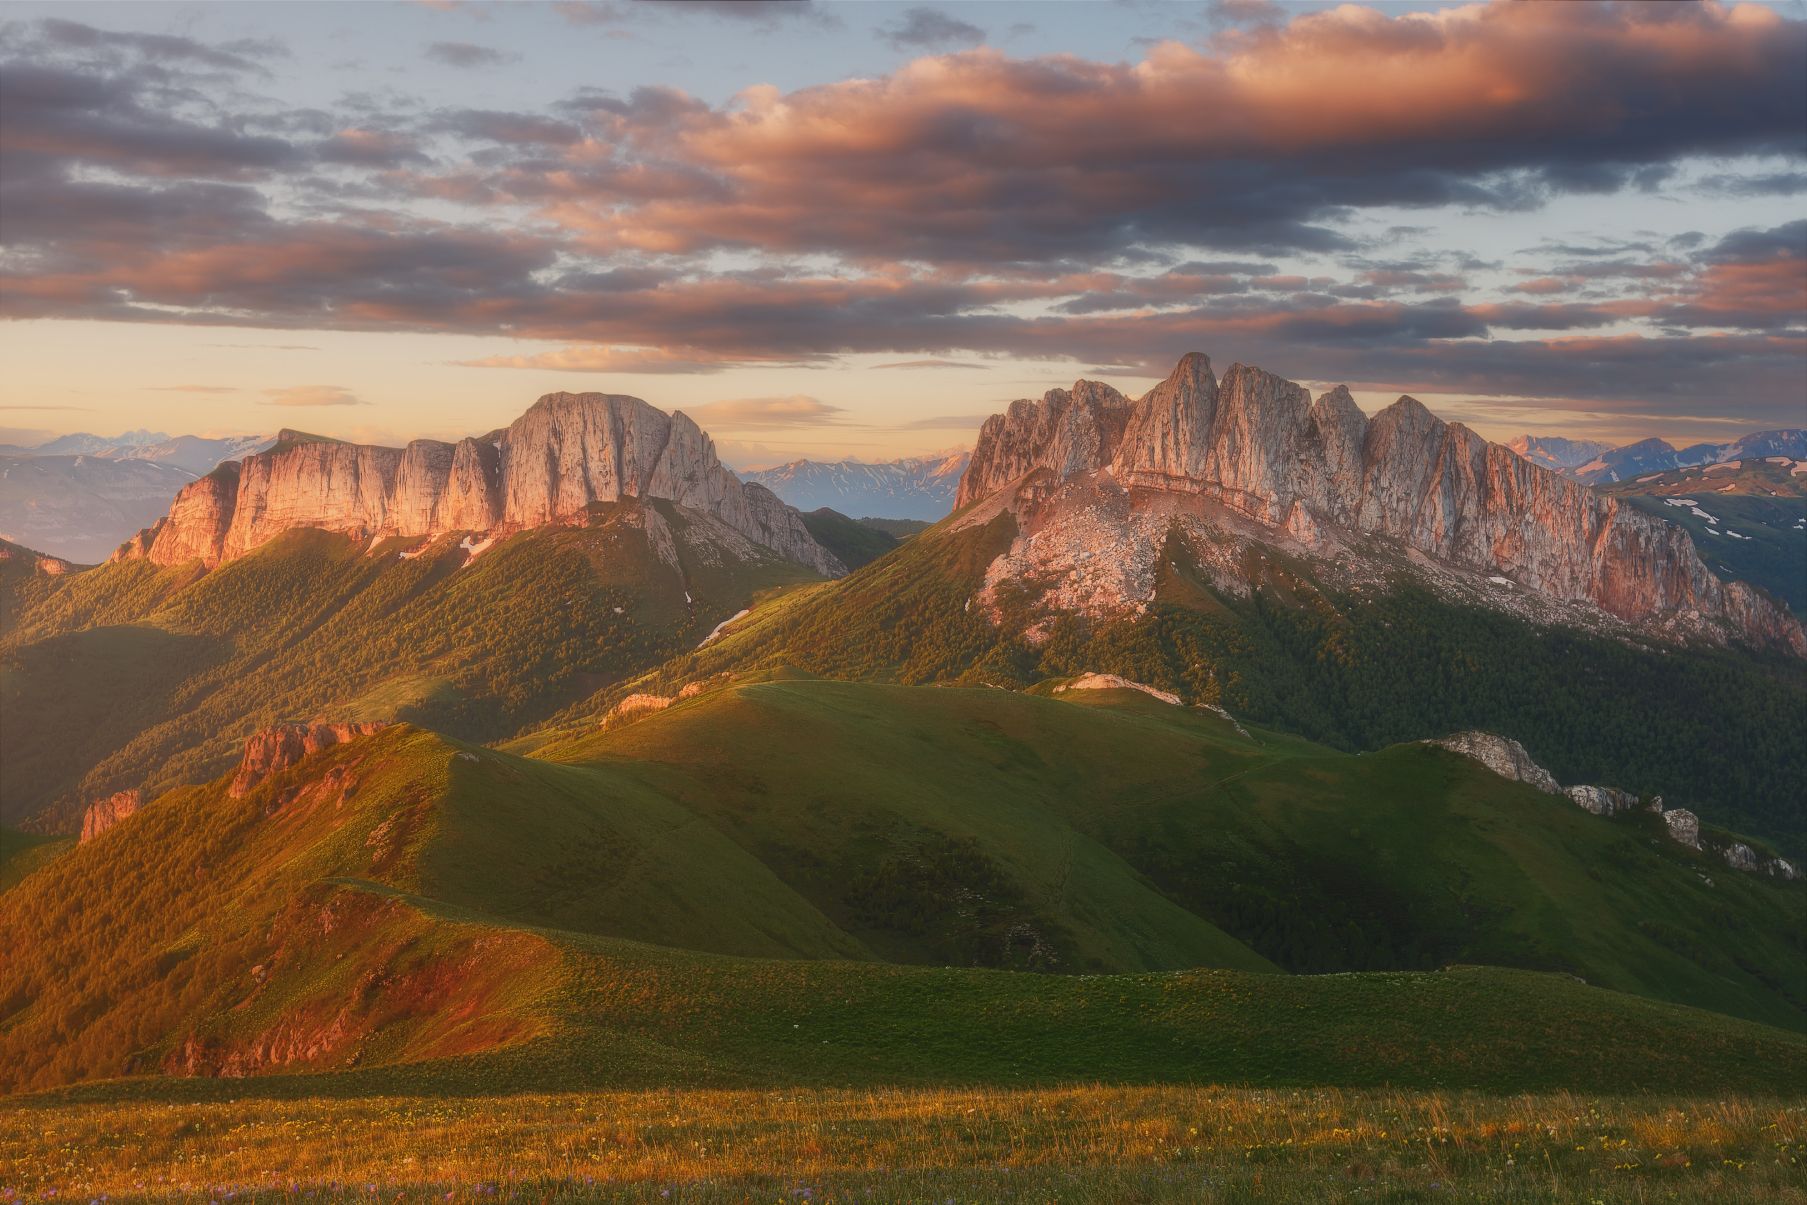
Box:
[798,507,900,569]
[0,503,822,829]
[553,516,1807,856]
[5,683,1803,1095]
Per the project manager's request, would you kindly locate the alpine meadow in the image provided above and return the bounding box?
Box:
[2,2,1805,1202]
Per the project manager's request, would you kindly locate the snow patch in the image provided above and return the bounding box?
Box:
[1689,507,1717,523]
[1704,462,1739,475]
[458,534,496,565]
[1663,498,1697,508]
[1635,473,1663,483]
[1487,575,1513,587]
[698,608,751,647]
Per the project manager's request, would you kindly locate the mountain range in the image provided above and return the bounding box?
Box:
[741,453,969,520]
[953,353,1801,654]
[0,430,272,474]
[0,432,272,562]
[4,353,1804,1105]
[1511,428,1807,485]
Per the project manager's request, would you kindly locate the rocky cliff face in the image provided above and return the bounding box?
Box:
[955,352,1803,654]
[229,721,391,799]
[117,396,841,576]
[79,789,141,843]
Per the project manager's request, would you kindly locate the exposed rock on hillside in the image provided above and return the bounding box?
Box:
[1565,785,1642,817]
[79,789,141,843]
[1057,673,1181,705]
[229,722,390,799]
[1429,732,1561,794]
[1664,809,1701,849]
[1427,733,1796,879]
[954,353,1803,654]
[116,396,842,577]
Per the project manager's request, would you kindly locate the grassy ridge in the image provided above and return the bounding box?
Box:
[583,518,1807,855]
[0,506,820,828]
[538,680,1807,1028]
[4,685,1803,1097]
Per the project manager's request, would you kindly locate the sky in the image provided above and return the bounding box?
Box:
[1,0,1804,468]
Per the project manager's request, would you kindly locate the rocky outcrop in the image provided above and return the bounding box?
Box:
[1056,673,1181,705]
[1428,732,1802,880]
[1429,731,1561,794]
[1663,809,1701,849]
[118,398,841,577]
[228,721,390,799]
[79,788,141,842]
[1564,785,1643,817]
[955,352,1804,654]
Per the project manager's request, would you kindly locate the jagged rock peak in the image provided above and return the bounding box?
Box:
[954,351,1804,654]
[115,391,842,577]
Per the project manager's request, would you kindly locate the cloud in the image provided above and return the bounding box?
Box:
[456,344,802,374]
[3,3,1805,427]
[869,358,985,370]
[878,8,986,51]
[892,413,993,430]
[556,1,835,31]
[424,41,515,68]
[32,17,276,74]
[682,394,845,428]
[151,384,238,393]
[520,1,1806,265]
[263,385,366,407]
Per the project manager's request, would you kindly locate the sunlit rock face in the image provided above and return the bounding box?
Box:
[955,352,1804,655]
[117,396,842,577]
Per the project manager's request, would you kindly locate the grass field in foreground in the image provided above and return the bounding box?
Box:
[3,1086,1803,1203]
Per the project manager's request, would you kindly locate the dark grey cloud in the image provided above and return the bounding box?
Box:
[31,17,276,74]
[432,108,583,146]
[425,41,516,69]
[1702,218,1807,263]
[557,0,837,30]
[878,7,986,51]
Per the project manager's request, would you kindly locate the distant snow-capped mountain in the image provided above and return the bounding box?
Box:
[741,453,969,520]
[2,431,273,475]
[0,432,275,561]
[1504,435,1610,473]
[1511,429,1807,485]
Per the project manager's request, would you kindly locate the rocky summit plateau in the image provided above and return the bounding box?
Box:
[952,352,1805,655]
[113,393,843,577]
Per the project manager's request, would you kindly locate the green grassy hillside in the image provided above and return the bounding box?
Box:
[585,517,1807,855]
[3,722,1803,1099]
[798,507,898,569]
[536,679,1807,1029]
[6,684,1803,1095]
[0,503,821,828]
